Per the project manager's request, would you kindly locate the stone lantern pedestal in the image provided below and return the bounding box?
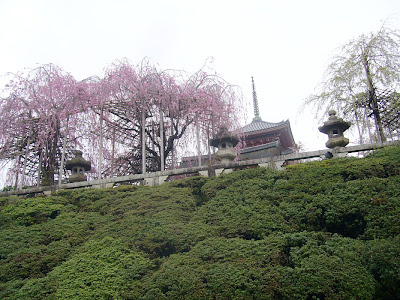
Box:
[65,150,91,183]
[319,110,351,149]
[210,126,239,164]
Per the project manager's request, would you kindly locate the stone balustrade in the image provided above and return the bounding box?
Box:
[1,141,397,197]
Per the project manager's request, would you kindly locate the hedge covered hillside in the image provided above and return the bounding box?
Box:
[1,146,399,299]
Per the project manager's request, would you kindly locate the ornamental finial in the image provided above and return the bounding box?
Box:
[252,77,262,122]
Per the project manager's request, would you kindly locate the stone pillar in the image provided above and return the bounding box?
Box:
[198,170,209,178]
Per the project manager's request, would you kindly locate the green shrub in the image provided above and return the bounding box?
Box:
[1,144,400,299]
[15,237,153,299]
[365,235,400,299]
[0,198,64,226]
[276,232,375,299]
[143,237,279,299]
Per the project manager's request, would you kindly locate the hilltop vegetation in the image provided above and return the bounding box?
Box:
[1,146,400,299]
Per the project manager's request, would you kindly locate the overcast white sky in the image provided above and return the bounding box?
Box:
[1,0,400,152]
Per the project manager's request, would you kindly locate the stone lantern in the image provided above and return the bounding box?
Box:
[210,126,239,164]
[65,150,91,182]
[319,110,351,149]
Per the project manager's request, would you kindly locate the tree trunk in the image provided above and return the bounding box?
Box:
[58,117,68,186]
[37,150,42,186]
[370,89,386,143]
[362,54,386,142]
[364,108,373,143]
[196,112,201,167]
[20,133,31,189]
[160,105,165,171]
[43,120,60,185]
[141,100,146,174]
[171,122,175,169]
[354,111,363,144]
[14,155,21,189]
[111,127,116,176]
[98,108,103,179]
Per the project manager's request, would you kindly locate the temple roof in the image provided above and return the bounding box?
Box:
[240,140,280,154]
[243,77,291,134]
[240,77,295,149]
[241,119,290,134]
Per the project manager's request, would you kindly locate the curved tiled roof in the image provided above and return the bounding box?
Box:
[240,140,280,154]
[241,119,289,133]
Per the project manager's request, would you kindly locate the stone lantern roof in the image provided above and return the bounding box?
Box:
[65,150,91,183]
[210,126,239,148]
[210,126,240,164]
[65,150,91,171]
[319,110,351,149]
[319,110,351,135]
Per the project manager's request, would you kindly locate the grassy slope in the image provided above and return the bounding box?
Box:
[0,146,399,299]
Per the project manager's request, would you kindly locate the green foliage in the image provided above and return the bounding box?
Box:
[201,167,284,199]
[365,235,400,299]
[93,185,199,257]
[1,186,15,192]
[0,211,110,289]
[1,145,399,299]
[16,237,153,299]
[0,197,64,226]
[167,176,208,205]
[276,232,375,299]
[142,237,279,299]
[189,176,295,241]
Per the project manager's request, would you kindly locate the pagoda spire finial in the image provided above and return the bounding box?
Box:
[252,77,262,122]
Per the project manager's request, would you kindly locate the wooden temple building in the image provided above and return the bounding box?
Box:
[180,77,296,167]
[238,77,296,160]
